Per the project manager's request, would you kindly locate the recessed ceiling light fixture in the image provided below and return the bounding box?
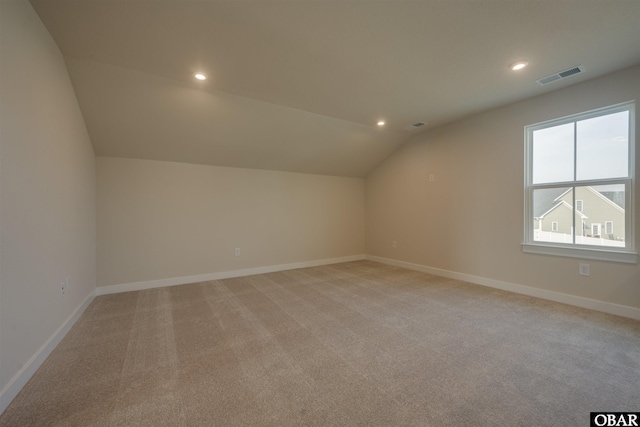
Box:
[510,61,529,71]
[377,121,385,126]
[194,73,207,80]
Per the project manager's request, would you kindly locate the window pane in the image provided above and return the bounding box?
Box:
[576,111,629,180]
[605,221,613,234]
[532,123,574,184]
[574,184,625,248]
[532,187,573,244]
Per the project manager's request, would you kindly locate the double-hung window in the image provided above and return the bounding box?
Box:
[523,102,636,263]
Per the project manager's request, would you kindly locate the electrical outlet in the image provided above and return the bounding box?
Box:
[234,248,241,256]
[428,174,435,183]
[578,263,590,276]
[392,240,397,248]
[59,277,70,297]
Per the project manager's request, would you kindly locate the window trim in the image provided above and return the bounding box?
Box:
[522,101,637,264]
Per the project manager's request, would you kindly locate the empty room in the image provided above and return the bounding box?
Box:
[1,0,639,425]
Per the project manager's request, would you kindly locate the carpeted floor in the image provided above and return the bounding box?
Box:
[1,260,639,426]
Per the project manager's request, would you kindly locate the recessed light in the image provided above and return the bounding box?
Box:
[194,73,207,80]
[510,61,529,71]
[377,121,385,126]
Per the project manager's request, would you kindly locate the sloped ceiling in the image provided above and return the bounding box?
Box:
[30,0,640,177]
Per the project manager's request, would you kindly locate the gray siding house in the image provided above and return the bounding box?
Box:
[534,186,625,244]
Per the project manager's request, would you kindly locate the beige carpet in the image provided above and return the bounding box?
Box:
[1,261,639,426]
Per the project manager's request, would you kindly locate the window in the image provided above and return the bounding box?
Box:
[523,102,636,263]
[605,221,613,235]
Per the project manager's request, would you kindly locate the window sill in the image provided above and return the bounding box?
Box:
[522,243,638,264]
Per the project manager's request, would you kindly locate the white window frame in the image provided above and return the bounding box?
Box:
[591,223,601,238]
[522,101,637,264]
[576,200,583,212]
[605,221,613,235]
[551,221,559,232]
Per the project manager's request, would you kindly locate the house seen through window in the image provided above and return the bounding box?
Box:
[523,102,636,263]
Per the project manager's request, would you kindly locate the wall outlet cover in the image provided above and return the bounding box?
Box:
[578,263,590,276]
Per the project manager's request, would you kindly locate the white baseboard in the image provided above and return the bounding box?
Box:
[366,255,640,321]
[0,290,96,414]
[96,254,367,296]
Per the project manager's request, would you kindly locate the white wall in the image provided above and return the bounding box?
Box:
[97,157,364,287]
[0,0,96,404]
[366,65,640,311]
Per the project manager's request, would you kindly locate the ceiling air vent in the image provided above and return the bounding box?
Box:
[403,122,427,131]
[536,65,584,86]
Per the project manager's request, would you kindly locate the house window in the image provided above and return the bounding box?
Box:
[523,101,636,263]
[605,221,613,235]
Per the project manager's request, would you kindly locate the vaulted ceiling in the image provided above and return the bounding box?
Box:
[30,0,640,177]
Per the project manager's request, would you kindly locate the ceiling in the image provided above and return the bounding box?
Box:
[30,0,640,178]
